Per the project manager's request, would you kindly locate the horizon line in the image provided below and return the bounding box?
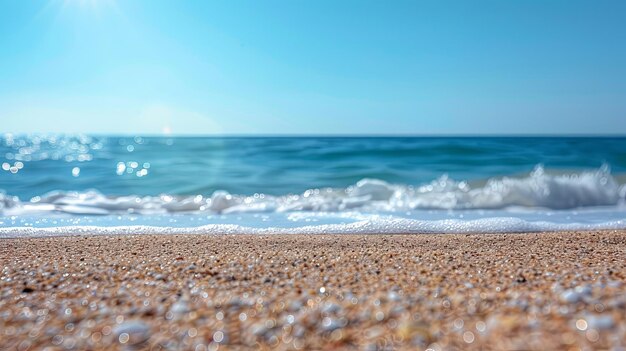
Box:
[2,132,626,138]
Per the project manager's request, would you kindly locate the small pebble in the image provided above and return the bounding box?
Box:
[112,321,151,346]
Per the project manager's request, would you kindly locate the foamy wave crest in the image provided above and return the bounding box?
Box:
[1,166,624,216]
[402,165,625,210]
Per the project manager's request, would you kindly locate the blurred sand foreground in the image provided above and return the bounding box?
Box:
[1,232,625,350]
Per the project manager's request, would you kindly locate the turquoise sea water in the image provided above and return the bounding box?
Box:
[1,135,625,235]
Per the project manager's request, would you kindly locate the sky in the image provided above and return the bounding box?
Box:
[0,0,625,135]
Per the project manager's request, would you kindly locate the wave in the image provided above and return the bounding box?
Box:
[1,165,625,216]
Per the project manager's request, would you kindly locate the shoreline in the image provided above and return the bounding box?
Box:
[1,231,625,349]
[3,227,626,240]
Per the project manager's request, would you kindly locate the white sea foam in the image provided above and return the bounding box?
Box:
[1,165,624,216]
[1,166,626,237]
[1,215,625,238]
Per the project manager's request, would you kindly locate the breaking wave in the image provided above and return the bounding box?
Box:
[1,165,624,216]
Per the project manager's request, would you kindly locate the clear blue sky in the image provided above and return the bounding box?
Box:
[1,0,625,135]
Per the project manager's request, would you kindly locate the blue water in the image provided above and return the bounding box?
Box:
[2,135,626,198]
[1,135,625,236]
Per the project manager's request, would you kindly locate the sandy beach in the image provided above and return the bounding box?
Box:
[1,231,625,350]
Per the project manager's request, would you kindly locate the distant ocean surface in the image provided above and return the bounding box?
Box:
[1,135,625,236]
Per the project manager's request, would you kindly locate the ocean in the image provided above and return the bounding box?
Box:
[1,135,625,236]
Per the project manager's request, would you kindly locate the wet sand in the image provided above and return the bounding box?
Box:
[1,231,625,350]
